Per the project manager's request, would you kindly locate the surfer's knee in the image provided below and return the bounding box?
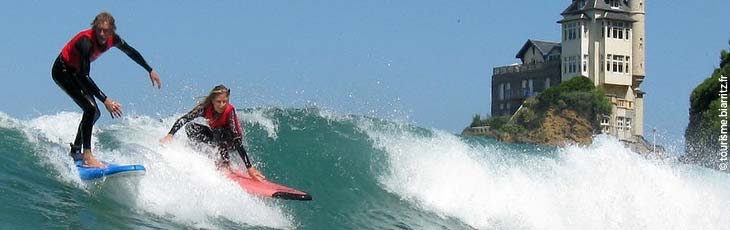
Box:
[92,106,101,122]
[79,98,100,121]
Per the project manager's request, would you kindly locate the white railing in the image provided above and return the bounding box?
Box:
[493,60,560,75]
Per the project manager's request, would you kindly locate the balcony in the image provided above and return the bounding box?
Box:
[493,60,560,75]
[610,97,634,109]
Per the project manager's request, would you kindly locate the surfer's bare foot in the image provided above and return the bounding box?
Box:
[82,149,107,168]
[247,167,265,182]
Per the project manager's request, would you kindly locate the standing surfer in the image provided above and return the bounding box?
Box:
[52,11,162,168]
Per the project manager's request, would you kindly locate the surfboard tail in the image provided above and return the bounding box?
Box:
[272,191,313,201]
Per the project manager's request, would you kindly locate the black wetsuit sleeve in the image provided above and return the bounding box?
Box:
[234,139,253,168]
[114,34,153,73]
[75,37,108,102]
[229,110,253,168]
[168,105,204,135]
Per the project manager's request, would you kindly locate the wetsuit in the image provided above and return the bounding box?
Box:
[52,28,153,161]
[167,104,254,168]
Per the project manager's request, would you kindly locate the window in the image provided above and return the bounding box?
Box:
[568,56,572,73]
[618,27,624,39]
[640,38,644,51]
[606,54,631,74]
[529,79,534,96]
[499,83,504,100]
[583,54,588,72]
[564,23,578,40]
[545,78,551,89]
[606,20,631,40]
[609,0,620,8]
[505,83,512,99]
[522,80,529,97]
[578,23,581,39]
[568,56,577,73]
[571,23,577,40]
[625,118,632,131]
[617,117,624,130]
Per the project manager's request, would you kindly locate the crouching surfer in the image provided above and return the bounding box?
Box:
[160,85,265,182]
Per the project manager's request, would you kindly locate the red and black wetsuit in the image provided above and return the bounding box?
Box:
[167,104,254,168]
[52,28,153,160]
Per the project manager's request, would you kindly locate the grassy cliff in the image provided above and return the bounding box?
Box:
[683,49,730,170]
[468,76,612,146]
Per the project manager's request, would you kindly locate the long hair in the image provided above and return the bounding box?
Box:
[196,85,231,109]
[91,11,116,30]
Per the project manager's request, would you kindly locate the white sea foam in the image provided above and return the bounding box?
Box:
[16,112,294,229]
[238,109,279,140]
[361,121,730,230]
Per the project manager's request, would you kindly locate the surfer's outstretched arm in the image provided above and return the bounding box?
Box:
[113,34,161,88]
[161,105,204,143]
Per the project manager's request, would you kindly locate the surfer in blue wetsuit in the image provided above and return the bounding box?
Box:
[160,85,265,182]
[53,11,162,168]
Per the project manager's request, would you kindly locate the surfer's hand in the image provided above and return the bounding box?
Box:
[247,167,265,182]
[149,70,162,88]
[160,134,173,144]
[103,98,123,118]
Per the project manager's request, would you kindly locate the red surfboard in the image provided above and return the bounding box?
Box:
[223,169,312,201]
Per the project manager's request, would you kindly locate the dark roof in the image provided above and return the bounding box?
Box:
[557,13,591,23]
[562,0,632,16]
[516,39,561,59]
[547,46,562,56]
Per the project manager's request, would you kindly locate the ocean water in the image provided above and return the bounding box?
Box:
[0,107,728,229]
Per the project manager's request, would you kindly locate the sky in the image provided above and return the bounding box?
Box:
[0,0,728,147]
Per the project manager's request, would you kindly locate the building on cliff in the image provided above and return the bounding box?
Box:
[491,0,647,143]
[491,40,562,117]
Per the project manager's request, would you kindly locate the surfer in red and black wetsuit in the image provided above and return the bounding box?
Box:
[52,11,162,168]
[160,85,266,182]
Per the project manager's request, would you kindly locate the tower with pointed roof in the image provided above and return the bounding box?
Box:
[559,0,646,142]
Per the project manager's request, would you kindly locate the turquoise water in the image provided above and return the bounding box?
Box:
[1,107,729,229]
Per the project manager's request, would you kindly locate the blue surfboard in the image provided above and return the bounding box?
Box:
[75,161,146,180]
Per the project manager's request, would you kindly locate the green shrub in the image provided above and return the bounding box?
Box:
[535,76,611,119]
[499,123,525,134]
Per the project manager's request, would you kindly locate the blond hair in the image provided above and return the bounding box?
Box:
[91,11,116,30]
[197,85,231,109]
